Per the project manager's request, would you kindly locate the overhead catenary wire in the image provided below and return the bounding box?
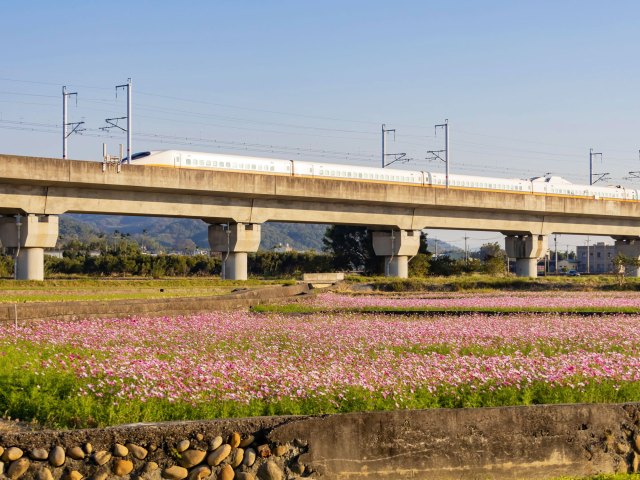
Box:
[1,76,639,182]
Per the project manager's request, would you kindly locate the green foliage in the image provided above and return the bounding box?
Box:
[323,225,379,273]
[408,253,430,277]
[249,251,333,277]
[0,254,14,278]
[46,240,220,278]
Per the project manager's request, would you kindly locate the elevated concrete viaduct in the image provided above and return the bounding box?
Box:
[2,153,640,279]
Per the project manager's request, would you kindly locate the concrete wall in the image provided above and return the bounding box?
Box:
[1,403,640,479]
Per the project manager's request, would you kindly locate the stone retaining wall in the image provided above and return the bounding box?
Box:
[0,284,311,323]
[2,403,640,480]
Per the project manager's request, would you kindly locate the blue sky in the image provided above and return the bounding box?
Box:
[2,1,639,250]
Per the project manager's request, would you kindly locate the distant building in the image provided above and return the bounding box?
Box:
[556,259,577,273]
[576,242,615,273]
[45,249,64,259]
[272,243,293,253]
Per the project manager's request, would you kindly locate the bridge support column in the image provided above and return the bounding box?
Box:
[372,229,420,278]
[0,215,59,281]
[504,234,548,278]
[208,223,261,280]
[614,238,640,277]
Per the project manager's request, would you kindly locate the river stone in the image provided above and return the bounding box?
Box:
[273,445,288,457]
[218,464,234,480]
[93,451,112,466]
[142,462,159,475]
[176,440,190,453]
[84,443,93,455]
[230,448,244,468]
[162,465,188,480]
[616,442,630,455]
[178,449,206,468]
[257,461,282,480]
[63,471,83,480]
[30,448,49,461]
[634,452,640,474]
[0,461,4,476]
[235,474,255,480]
[229,432,241,449]
[113,444,129,457]
[196,434,204,442]
[239,436,254,448]
[126,443,148,460]
[2,447,23,462]
[89,472,109,480]
[67,447,85,460]
[290,462,305,475]
[187,465,211,480]
[242,449,256,467]
[114,459,134,476]
[49,446,65,467]
[256,445,271,458]
[206,444,231,467]
[37,467,54,480]
[0,447,4,458]
[7,458,30,480]
[210,437,223,450]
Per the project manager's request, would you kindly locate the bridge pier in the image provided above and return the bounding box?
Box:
[372,229,420,278]
[208,223,261,280]
[504,234,548,278]
[614,237,640,276]
[0,215,59,280]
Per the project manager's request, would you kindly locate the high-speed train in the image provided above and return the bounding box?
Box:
[128,150,640,201]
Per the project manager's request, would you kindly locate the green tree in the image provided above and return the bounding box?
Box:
[476,242,507,275]
[323,226,378,273]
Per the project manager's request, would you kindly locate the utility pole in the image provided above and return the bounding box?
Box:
[554,234,558,274]
[62,86,85,159]
[589,148,608,185]
[381,124,407,167]
[102,78,133,164]
[381,124,392,168]
[464,233,469,264]
[586,237,591,274]
[427,119,450,188]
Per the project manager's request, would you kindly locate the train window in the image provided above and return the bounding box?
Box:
[206,161,211,167]
[358,173,362,179]
[212,161,217,167]
[186,159,191,166]
[252,164,257,170]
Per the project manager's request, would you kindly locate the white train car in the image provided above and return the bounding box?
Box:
[297,161,423,185]
[130,150,292,175]
[128,150,640,202]
[430,172,532,192]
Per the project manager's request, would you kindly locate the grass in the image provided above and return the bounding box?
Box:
[4,356,640,429]
[0,277,296,303]
[554,477,640,480]
[346,274,640,292]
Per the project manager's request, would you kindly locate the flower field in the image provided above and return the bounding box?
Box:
[312,291,640,309]
[2,292,640,428]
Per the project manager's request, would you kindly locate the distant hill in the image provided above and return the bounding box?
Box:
[425,238,465,258]
[61,214,328,252]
